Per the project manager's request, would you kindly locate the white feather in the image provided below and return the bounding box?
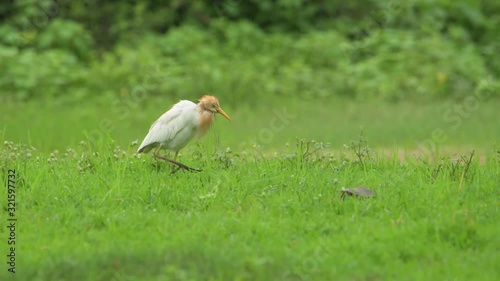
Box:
[137,100,200,153]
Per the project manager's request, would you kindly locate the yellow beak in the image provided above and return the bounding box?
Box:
[217,107,231,121]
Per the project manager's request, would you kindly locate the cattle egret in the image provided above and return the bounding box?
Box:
[137,95,231,174]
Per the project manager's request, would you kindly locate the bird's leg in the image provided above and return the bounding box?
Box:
[153,147,202,174]
[171,151,181,174]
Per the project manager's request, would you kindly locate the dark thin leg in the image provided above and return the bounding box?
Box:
[171,151,180,174]
[153,147,202,174]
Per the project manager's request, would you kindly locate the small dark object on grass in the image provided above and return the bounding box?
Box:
[340,187,376,200]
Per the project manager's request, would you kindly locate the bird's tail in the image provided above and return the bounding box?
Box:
[137,144,154,153]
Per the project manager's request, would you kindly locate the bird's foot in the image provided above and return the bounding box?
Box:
[153,152,202,175]
[170,164,202,175]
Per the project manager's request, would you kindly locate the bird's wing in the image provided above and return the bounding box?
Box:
[137,100,196,153]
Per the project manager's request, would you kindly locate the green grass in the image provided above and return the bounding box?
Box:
[1,139,499,280]
[1,97,499,152]
[0,98,499,280]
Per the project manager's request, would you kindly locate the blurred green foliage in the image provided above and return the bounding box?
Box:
[0,0,498,103]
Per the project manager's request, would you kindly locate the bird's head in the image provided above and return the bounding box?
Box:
[198,95,231,121]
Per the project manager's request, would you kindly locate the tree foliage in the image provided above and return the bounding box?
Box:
[0,0,498,103]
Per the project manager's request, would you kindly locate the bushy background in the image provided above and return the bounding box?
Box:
[0,0,498,104]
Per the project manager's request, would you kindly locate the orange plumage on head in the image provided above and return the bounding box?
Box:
[198,95,220,107]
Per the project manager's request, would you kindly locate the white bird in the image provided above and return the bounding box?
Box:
[137,95,231,174]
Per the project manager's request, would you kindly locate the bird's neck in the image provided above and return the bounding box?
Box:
[197,106,215,137]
